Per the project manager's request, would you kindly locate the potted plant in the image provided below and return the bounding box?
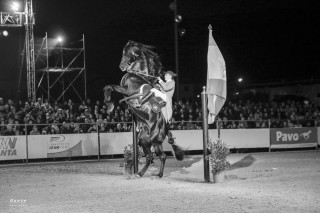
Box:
[120,144,144,176]
[207,138,230,183]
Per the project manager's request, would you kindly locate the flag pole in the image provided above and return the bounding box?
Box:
[205,24,226,182]
[216,119,220,139]
[207,23,226,141]
[201,86,210,182]
[132,118,139,174]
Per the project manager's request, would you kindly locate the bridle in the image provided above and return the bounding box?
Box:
[126,50,158,79]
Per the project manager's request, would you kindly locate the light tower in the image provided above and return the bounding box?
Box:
[0,0,36,101]
[25,0,36,102]
[169,0,184,101]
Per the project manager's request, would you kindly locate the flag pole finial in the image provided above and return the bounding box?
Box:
[202,86,206,94]
[208,24,212,31]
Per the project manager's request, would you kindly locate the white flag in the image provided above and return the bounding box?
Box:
[207,25,226,124]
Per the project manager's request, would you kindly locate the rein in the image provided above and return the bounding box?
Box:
[126,70,156,86]
[127,70,157,79]
[119,71,156,105]
[119,93,142,104]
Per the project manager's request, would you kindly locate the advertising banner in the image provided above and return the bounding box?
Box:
[47,134,81,158]
[28,134,98,159]
[270,127,318,149]
[47,134,98,158]
[0,136,26,160]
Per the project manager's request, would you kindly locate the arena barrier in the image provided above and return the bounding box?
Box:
[27,134,99,159]
[318,127,320,146]
[0,127,319,162]
[270,127,318,150]
[0,135,26,161]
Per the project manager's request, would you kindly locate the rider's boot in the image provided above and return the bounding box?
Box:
[138,92,154,106]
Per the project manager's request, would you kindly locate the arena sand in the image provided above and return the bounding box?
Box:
[0,150,319,213]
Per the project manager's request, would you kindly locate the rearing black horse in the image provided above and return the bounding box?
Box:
[104,41,184,178]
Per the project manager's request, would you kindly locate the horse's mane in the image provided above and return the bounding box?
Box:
[127,40,163,77]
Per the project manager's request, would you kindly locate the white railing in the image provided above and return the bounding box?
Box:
[0,123,319,163]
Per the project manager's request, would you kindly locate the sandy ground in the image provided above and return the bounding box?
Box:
[0,150,320,213]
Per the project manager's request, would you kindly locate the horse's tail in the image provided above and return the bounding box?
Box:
[167,130,184,161]
[171,143,184,161]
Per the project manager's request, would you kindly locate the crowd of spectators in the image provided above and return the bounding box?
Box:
[0,96,320,136]
[169,98,320,130]
[0,97,133,136]
[216,99,320,129]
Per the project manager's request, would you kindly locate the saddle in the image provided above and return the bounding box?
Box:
[139,84,166,114]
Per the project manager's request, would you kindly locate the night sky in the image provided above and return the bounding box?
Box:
[0,0,319,100]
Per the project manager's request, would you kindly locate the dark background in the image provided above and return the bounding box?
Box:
[0,0,319,101]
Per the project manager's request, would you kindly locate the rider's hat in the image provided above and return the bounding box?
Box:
[164,70,177,77]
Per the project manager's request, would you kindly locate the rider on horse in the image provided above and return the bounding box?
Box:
[150,70,177,124]
[103,41,184,178]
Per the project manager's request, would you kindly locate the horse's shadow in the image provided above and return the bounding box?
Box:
[228,154,256,171]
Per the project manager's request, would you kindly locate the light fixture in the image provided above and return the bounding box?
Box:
[238,77,243,82]
[175,15,182,23]
[57,36,63,43]
[11,2,20,11]
[3,30,9,36]
[179,28,186,36]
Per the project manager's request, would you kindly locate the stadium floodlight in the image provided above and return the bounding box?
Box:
[179,28,186,36]
[3,30,9,36]
[57,36,63,43]
[175,15,182,23]
[11,2,20,11]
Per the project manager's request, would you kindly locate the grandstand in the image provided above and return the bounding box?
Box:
[0,92,320,136]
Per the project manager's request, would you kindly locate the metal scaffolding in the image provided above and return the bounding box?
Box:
[1,0,36,101]
[35,33,87,102]
[0,12,23,26]
[25,0,36,102]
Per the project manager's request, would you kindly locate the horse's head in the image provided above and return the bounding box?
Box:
[119,41,141,72]
[119,40,163,77]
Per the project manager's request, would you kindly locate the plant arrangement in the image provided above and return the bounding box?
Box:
[120,144,144,170]
[207,138,230,174]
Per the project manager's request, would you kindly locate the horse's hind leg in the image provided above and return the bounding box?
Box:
[152,144,167,178]
[137,143,153,177]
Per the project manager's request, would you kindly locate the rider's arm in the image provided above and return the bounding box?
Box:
[159,80,175,92]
